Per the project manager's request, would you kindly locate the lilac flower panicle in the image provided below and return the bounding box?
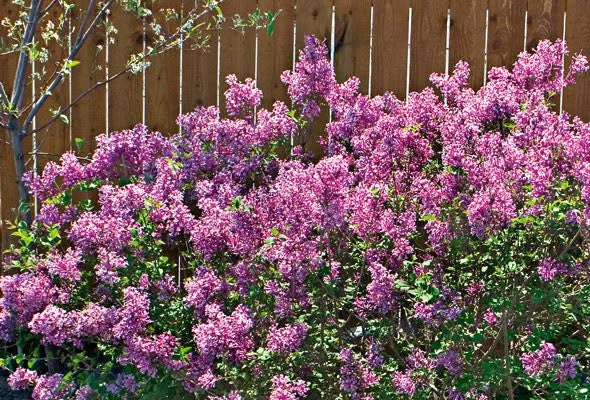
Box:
[556,355,578,382]
[392,371,416,396]
[521,341,557,376]
[267,322,309,354]
[7,368,38,390]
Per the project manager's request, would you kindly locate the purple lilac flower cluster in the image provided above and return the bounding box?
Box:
[521,341,578,382]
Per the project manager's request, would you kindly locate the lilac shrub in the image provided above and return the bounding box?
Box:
[1,36,590,399]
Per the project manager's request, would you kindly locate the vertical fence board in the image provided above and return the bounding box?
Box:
[409,0,448,93]
[295,0,333,156]
[146,0,181,134]
[372,0,410,98]
[487,0,526,69]
[526,0,565,51]
[219,0,257,116]
[333,0,371,93]
[564,0,590,121]
[70,3,106,210]
[449,0,487,89]
[257,0,295,110]
[182,0,218,113]
[36,4,71,172]
[71,2,106,157]
[107,4,144,132]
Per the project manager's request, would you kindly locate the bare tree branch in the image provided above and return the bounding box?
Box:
[21,0,115,137]
[75,0,98,48]
[40,0,60,17]
[31,66,127,134]
[29,2,219,135]
[10,0,42,110]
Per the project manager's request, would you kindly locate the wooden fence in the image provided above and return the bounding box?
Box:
[1,0,590,247]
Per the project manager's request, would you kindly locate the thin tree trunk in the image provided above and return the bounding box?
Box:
[7,119,31,226]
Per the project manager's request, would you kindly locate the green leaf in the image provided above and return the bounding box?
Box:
[74,137,84,151]
[64,59,80,70]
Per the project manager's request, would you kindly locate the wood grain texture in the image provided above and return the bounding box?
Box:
[526,0,565,51]
[372,0,410,98]
[449,0,487,88]
[182,0,219,113]
[219,0,257,116]
[107,3,144,132]
[295,0,333,157]
[409,0,448,93]
[35,3,71,172]
[563,0,590,121]
[71,1,106,157]
[333,0,371,93]
[257,0,295,110]
[487,0,527,69]
[146,0,181,134]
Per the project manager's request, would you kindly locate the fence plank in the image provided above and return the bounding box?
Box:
[295,0,333,157]
[372,0,410,98]
[449,0,487,89]
[71,1,106,157]
[36,3,71,172]
[409,0,448,93]
[107,4,144,132]
[257,0,295,110]
[182,0,219,113]
[487,0,527,69]
[146,0,181,134]
[219,0,257,116]
[333,0,371,93]
[526,0,565,51]
[564,0,590,121]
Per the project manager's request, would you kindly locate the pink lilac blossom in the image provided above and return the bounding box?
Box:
[556,355,578,382]
[192,304,254,366]
[75,386,96,400]
[0,272,56,325]
[184,267,223,314]
[112,287,151,341]
[269,374,309,400]
[7,367,39,390]
[106,373,139,395]
[537,258,567,281]
[338,348,378,395]
[521,341,557,376]
[436,351,463,376]
[32,374,73,400]
[266,322,309,354]
[483,308,498,326]
[224,74,262,118]
[392,371,416,396]
[44,248,82,282]
[28,305,73,346]
[119,333,184,376]
[281,35,336,119]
